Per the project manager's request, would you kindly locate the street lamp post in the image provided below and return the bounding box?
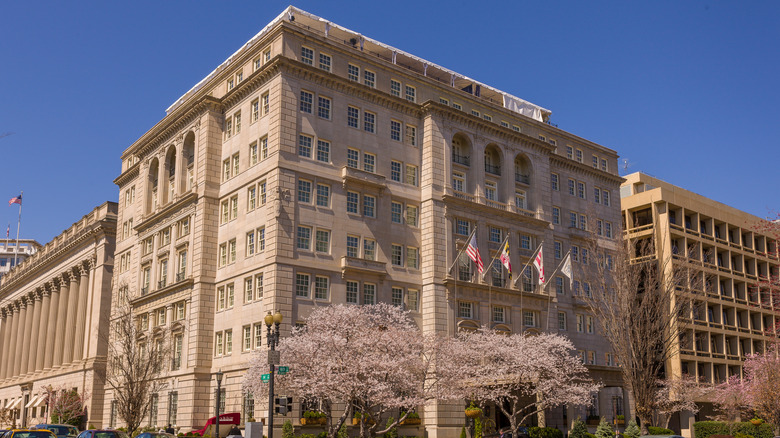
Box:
[265,311,283,438]
[215,369,224,438]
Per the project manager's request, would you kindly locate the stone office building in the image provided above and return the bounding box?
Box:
[110,7,626,436]
[0,202,117,427]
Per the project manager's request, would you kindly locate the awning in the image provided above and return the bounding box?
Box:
[4,398,15,409]
[33,396,47,408]
[24,395,38,408]
[9,398,22,409]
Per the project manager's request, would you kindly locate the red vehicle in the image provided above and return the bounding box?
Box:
[191,413,241,437]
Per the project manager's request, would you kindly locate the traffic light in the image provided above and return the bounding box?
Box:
[275,396,293,415]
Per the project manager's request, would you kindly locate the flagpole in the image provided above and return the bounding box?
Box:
[448,227,477,274]
[543,250,572,292]
[13,191,22,267]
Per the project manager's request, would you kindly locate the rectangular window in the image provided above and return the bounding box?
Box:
[587,315,594,333]
[347,235,360,258]
[605,222,613,238]
[558,312,567,330]
[249,142,258,166]
[315,276,329,300]
[452,172,465,192]
[602,190,611,207]
[246,231,255,256]
[257,227,265,252]
[300,90,313,113]
[251,99,259,122]
[592,155,599,168]
[572,246,579,262]
[261,92,269,115]
[489,226,502,243]
[405,164,418,186]
[408,289,419,311]
[390,120,401,141]
[347,148,359,169]
[297,226,311,250]
[248,186,257,211]
[346,191,359,214]
[579,214,587,231]
[555,277,564,294]
[390,79,401,97]
[363,195,375,217]
[172,334,183,370]
[363,153,375,173]
[363,70,375,88]
[570,212,578,228]
[391,244,403,266]
[405,125,417,146]
[243,326,252,352]
[524,311,536,327]
[215,332,224,356]
[597,219,604,236]
[230,195,238,220]
[577,181,586,199]
[317,140,330,162]
[301,47,314,65]
[298,179,312,203]
[347,106,359,128]
[405,85,416,102]
[455,218,470,236]
[316,229,330,253]
[390,161,402,182]
[406,205,418,227]
[261,137,268,159]
[234,112,241,134]
[255,273,264,298]
[244,277,254,302]
[392,287,404,306]
[520,234,531,250]
[316,183,330,207]
[254,324,263,349]
[458,301,473,319]
[227,283,235,308]
[348,64,359,82]
[363,283,376,305]
[228,239,237,263]
[552,207,560,225]
[296,273,310,297]
[223,159,231,181]
[319,53,331,71]
[317,96,331,119]
[576,149,583,163]
[391,201,402,223]
[493,306,505,323]
[363,239,376,260]
[346,281,358,304]
[225,330,233,354]
[566,147,573,160]
[554,241,562,259]
[594,187,601,204]
[363,112,376,133]
[406,247,419,269]
[298,134,312,158]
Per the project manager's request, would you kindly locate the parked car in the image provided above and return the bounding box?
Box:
[1,430,57,438]
[34,424,78,438]
[76,431,130,438]
[136,433,175,438]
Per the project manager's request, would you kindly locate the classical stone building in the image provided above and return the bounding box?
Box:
[0,202,117,427]
[620,172,779,435]
[110,6,626,436]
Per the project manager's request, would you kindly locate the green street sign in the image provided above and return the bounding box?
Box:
[261,373,270,382]
[277,366,289,375]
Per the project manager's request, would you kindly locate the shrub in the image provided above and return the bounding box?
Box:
[384,417,397,438]
[585,433,597,438]
[694,422,774,438]
[303,411,326,419]
[734,433,753,438]
[460,427,467,438]
[298,434,317,438]
[596,418,613,438]
[616,415,625,421]
[336,425,348,438]
[528,427,563,438]
[282,420,294,438]
[317,432,327,438]
[648,427,674,435]
[570,419,589,438]
[623,420,640,438]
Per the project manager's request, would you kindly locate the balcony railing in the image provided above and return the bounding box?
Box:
[141,286,149,296]
[484,163,501,175]
[158,279,167,289]
[452,154,470,166]
[515,173,530,184]
[176,271,187,282]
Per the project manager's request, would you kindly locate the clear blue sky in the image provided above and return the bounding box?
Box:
[1,1,778,244]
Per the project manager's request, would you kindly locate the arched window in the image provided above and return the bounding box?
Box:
[484,145,501,176]
[182,132,195,192]
[452,134,471,167]
[164,146,177,204]
[148,158,160,213]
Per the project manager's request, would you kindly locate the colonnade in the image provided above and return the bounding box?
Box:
[0,260,93,379]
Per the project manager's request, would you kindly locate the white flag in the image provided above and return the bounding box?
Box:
[560,253,572,282]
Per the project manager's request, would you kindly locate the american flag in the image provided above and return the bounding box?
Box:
[466,233,484,274]
[8,195,21,206]
[499,240,511,274]
[533,247,545,284]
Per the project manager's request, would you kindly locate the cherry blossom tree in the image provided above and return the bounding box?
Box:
[441,328,599,437]
[743,345,780,435]
[41,386,90,426]
[243,304,457,438]
[711,375,750,435]
[653,375,709,429]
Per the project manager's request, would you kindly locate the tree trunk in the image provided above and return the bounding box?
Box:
[639,413,651,436]
[536,393,546,428]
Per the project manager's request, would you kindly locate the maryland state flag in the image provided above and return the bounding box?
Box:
[499,240,511,274]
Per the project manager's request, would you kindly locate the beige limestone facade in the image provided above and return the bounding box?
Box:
[111,6,627,437]
[0,202,117,428]
[620,172,779,433]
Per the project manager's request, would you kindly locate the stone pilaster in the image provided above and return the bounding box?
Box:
[53,273,72,367]
[36,286,52,372]
[73,262,91,362]
[21,292,40,375]
[0,307,12,378]
[27,290,43,373]
[62,269,81,364]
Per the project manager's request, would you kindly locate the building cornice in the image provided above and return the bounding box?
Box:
[114,161,140,187]
[134,191,198,233]
[550,155,625,185]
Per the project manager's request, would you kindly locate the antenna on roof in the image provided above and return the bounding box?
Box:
[622,158,635,175]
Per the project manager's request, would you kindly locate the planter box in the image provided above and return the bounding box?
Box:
[586,419,600,426]
[300,418,327,426]
[353,419,375,426]
[616,420,625,426]
[401,419,421,426]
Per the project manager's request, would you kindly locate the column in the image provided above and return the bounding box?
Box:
[36,287,52,372]
[53,274,71,367]
[44,279,60,370]
[26,291,43,374]
[12,299,28,376]
[0,308,12,378]
[20,294,37,375]
[73,263,90,362]
[62,270,80,365]
[4,305,18,378]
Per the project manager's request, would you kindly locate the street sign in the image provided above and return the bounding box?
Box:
[268,350,281,365]
[277,366,289,375]
[260,373,270,382]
